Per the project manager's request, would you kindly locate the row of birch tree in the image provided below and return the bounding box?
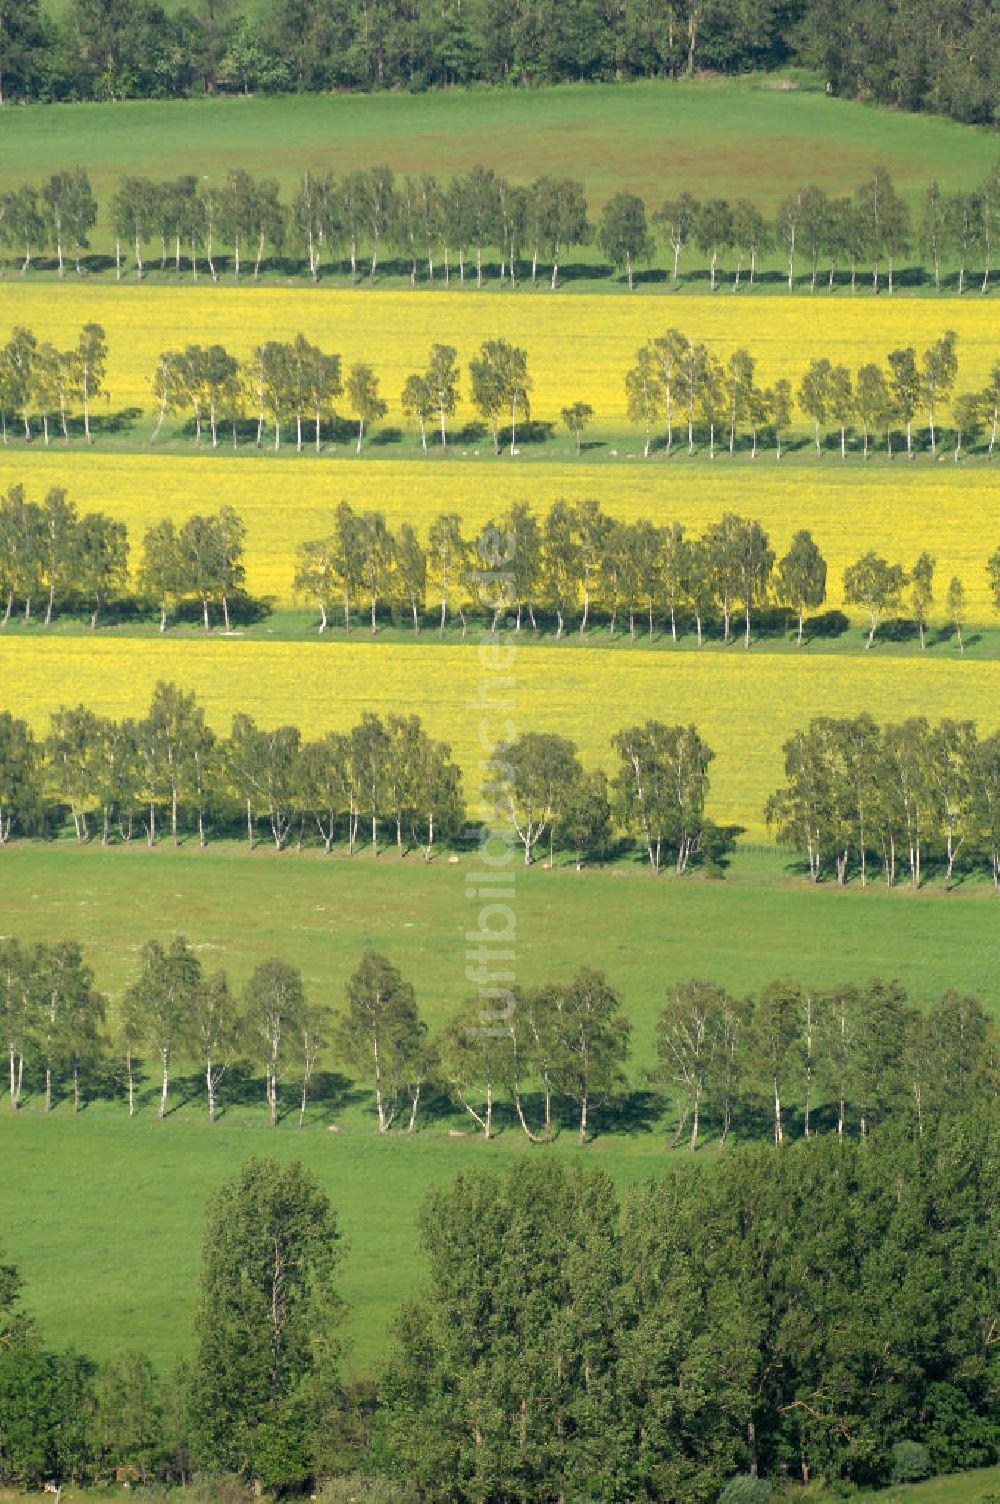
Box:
[4,163,1000,294]
[3,934,994,1156]
[767,715,1000,888]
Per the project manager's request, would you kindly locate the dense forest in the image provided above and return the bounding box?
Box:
[0,0,996,126]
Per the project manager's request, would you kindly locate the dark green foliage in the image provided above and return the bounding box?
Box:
[384,1114,1000,1497]
[892,1441,933,1484]
[0,711,44,841]
[1,1101,999,1494]
[186,1157,343,1492]
[0,1262,97,1489]
[382,1159,626,1501]
[1,0,995,126]
[91,1349,166,1483]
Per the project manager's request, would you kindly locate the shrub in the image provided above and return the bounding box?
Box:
[891,1440,932,1484]
[719,1476,772,1504]
[316,1477,407,1503]
[187,1475,254,1504]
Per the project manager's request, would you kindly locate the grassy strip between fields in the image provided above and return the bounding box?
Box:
[2,606,998,657]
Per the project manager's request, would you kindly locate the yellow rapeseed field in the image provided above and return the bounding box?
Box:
[3,636,998,837]
[3,449,999,618]
[1,283,998,432]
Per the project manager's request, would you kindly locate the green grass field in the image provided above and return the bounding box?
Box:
[1,77,997,244]
[1,843,998,1370]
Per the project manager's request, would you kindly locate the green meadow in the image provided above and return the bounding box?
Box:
[1,843,998,1370]
[1,76,997,237]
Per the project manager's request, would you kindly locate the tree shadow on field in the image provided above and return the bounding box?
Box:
[890,264,928,292]
[164,1068,208,1117]
[454,420,488,446]
[81,405,143,437]
[78,253,117,276]
[209,1063,368,1125]
[802,608,850,643]
[369,425,402,448]
[171,592,271,629]
[509,1086,665,1143]
[556,259,614,285]
[513,419,554,448]
[934,623,981,651]
[632,266,669,288]
[752,606,795,641]
[596,1087,665,1137]
[877,615,920,644]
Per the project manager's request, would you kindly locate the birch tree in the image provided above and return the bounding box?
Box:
[910,551,935,649]
[41,166,96,277]
[346,361,387,453]
[548,968,630,1144]
[75,511,128,629]
[495,731,583,865]
[70,322,107,444]
[245,959,305,1128]
[191,970,241,1124]
[776,530,827,646]
[920,329,958,455]
[657,979,725,1150]
[401,372,432,450]
[655,192,700,286]
[612,720,714,875]
[732,515,774,647]
[947,575,967,653]
[0,712,41,846]
[798,358,834,456]
[427,512,469,635]
[855,362,893,457]
[560,400,593,454]
[338,951,424,1133]
[438,1006,504,1139]
[843,551,908,649]
[625,344,663,458]
[888,346,920,458]
[124,937,201,1120]
[749,979,802,1145]
[599,191,651,290]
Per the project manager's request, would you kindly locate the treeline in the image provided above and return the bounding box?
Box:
[3,933,996,1150]
[6,484,1000,654]
[0,323,108,444]
[9,687,1000,887]
[0,683,733,872]
[3,161,1000,296]
[296,500,1000,650]
[768,715,1000,889]
[2,1121,998,1497]
[0,489,245,630]
[0,688,464,856]
[3,322,999,463]
[626,328,1000,461]
[150,328,1000,460]
[1,0,997,128]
